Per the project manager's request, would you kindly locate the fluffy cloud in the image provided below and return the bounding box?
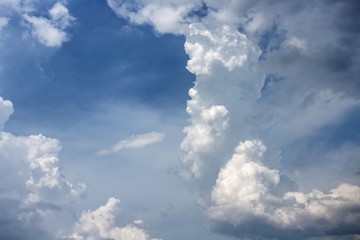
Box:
[209,140,360,239]
[0,0,76,47]
[184,23,254,75]
[107,0,360,238]
[0,96,154,239]
[106,0,202,34]
[97,131,165,156]
[23,2,75,47]
[0,96,86,239]
[181,102,228,179]
[180,22,264,180]
[0,132,86,204]
[68,198,150,240]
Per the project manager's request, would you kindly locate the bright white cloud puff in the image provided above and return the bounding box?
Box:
[209,140,360,236]
[68,198,150,240]
[23,2,75,47]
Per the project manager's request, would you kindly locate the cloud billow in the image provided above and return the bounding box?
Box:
[209,140,360,239]
[67,198,149,240]
[0,96,87,239]
[0,0,76,47]
[107,0,360,238]
[0,96,154,239]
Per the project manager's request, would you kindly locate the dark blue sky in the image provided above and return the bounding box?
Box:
[1,0,193,134]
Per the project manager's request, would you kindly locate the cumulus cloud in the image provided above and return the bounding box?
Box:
[209,140,360,239]
[0,96,86,239]
[0,96,153,239]
[97,131,165,156]
[180,22,264,180]
[0,132,86,204]
[68,197,150,240]
[184,23,254,75]
[0,1,76,47]
[107,0,360,238]
[23,2,75,47]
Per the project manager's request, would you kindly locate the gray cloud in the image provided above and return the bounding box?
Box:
[107,0,360,239]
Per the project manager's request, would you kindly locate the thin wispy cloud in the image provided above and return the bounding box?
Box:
[97,131,166,156]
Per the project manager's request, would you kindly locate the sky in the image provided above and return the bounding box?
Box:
[0,0,360,239]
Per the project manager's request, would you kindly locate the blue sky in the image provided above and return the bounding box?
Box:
[0,0,360,239]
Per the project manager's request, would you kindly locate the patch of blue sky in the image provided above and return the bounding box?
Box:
[2,0,193,136]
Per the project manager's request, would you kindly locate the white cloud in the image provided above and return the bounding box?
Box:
[181,102,229,178]
[184,23,253,75]
[106,0,201,34]
[0,96,13,130]
[0,96,155,240]
[97,131,165,156]
[180,22,264,180]
[23,2,75,47]
[286,36,308,51]
[49,2,75,29]
[107,0,360,238]
[0,97,156,239]
[0,17,9,30]
[0,96,86,238]
[0,131,87,208]
[209,140,360,235]
[69,197,150,240]
[23,14,68,47]
[134,219,144,225]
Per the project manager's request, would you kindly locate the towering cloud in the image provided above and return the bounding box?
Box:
[180,22,263,179]
[0,96,87,239]
[107,0,360,238]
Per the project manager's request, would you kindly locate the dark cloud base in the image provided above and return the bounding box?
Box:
[0,199,49,240]
[212,218,360,240]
